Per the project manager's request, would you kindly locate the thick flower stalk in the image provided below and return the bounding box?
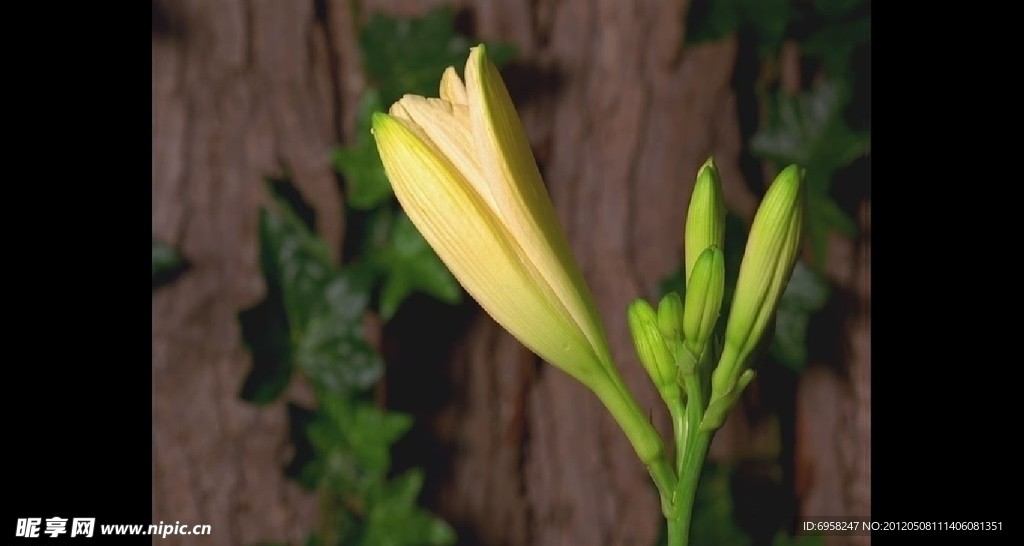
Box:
[372,45,674,493]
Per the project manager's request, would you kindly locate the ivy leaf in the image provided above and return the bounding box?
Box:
[303,397,413,494]
[360,470,457,546]
[360,6,517,106]
[259,197,336,335]
[257,188,384,395]
[333,90,394,210]
[361,6,471,105]
[295,271,383,394]
[751,80,870,265]
[769,262,830,371]
[802,17,870,78]
[364,210,462,321]
[751,81,865,167]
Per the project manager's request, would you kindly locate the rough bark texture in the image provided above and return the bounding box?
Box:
[152,1,870,545]
[152,1,347,543]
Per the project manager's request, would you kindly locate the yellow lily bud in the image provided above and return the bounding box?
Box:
[373,45,668,468]
[684,157,726,283]
[372,46,611,388]
[628,299,679,406]
[682,246,725,357]
[710,165,805,406]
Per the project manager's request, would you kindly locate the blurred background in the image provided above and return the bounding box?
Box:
[152,1,870,545]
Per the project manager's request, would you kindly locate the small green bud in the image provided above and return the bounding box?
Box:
[682,246,725,357]
[684,157,726,283]
[712,165,805,402]
[657,292,684,340]
[672,337,698,376]
[628,299,679,405]
[701,369,755,431]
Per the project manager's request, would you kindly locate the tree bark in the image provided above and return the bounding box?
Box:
[152,1,870,545]
[152,0,348,543]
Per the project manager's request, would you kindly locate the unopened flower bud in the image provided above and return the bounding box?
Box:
[682,246,725,357]
[657,292,684,341]
[628,299,679,405]
[711,165,805,405]
[684,157,726,283]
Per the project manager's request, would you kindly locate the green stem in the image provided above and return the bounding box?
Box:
[666,350,714,546]
[591,369,677,500]
[670,431,712,546]
[670,396,687,475]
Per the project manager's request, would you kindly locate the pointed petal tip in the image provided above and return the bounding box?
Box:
[440,67,468,105]
[371,111,391,132]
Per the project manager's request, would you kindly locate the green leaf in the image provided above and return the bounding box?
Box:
[152,239,182,278]
[365,210,462,321]
[296,308,381,395]
[360,6,517,106]
[258,190,384,395]
[361,6,470,105]
[302,397,413,494]
[751,81,866,167]
[292,267,382,395]
[738,0,792,55]
[751,80,869,266]
[802,17,870,78]
[334,90,394,210]
[259,197,336,335]
[360,470,457,546]
[769,262,830,371]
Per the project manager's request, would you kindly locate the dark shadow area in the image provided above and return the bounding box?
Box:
[383,292,480,511]
[732,28,769,196]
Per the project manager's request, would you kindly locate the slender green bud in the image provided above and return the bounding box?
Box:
[657,292,684,340]
[711,165,805,402]
[684,157,726,283]
[628,299,679,405]
[701,369,755,431]
[682,246,725,357]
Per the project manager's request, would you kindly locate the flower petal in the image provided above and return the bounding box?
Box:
[372,112,606,385]
[440,66,468,105]
[390,95,497,213]
[464,45,614,368]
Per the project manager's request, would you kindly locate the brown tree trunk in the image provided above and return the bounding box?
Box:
[152,0,353,543]
[152,1,869,545]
